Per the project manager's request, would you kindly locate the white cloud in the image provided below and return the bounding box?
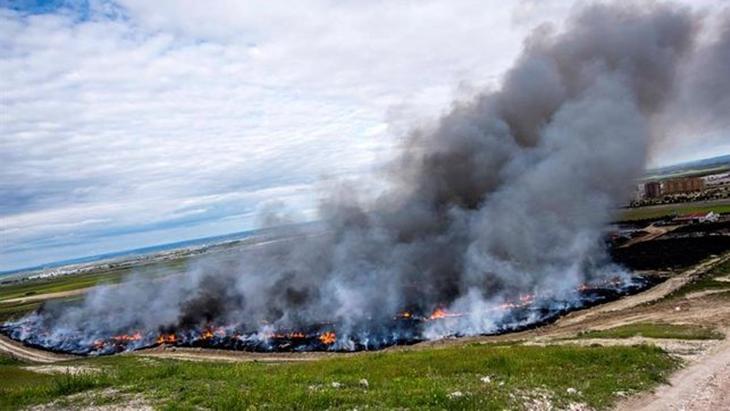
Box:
[0,0,726,270]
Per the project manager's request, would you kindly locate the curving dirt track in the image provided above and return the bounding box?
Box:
[616,332,730,411]
[0,334,75,363]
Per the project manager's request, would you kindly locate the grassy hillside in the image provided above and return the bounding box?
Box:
[0,259,188,321]
[619,200,730,222]
[0,343,678,410]
[576,323,724,340]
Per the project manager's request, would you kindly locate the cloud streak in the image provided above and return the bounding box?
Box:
[0,0,727,271]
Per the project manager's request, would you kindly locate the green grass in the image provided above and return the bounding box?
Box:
[0,344,678,410]
[0,353,55,391]
[619,203,730,222]
[0,258,192,302]
[576,322,724,340]
[0,300,43,322]
[0,259,191,321]
[0,271,124,302]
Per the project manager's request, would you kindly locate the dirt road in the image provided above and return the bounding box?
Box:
[616,332,730,411]
[620,224,678,248]
[0,334,74,363]
[2,288,92,304]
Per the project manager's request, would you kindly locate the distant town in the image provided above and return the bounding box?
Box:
[630,156,730,207]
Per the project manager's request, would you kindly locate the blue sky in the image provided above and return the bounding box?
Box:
[1,0,728,272]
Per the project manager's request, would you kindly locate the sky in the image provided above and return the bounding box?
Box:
[1,0,728,272]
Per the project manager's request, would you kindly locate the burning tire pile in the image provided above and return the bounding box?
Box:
[1,276,657,356]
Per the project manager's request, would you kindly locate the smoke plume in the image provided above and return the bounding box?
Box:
[7,2,729,350]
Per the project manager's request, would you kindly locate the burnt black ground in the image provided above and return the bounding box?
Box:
[611,236,730,271]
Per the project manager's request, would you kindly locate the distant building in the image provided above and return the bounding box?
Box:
[704,172,730,187]
[662,177,705,195]
[644,181,662,198]
[672,211,719,224]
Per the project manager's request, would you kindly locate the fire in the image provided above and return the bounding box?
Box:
[110,332,142,342]
[319,331,336,345]
[498,293,536,311]
[156,334,177,345]
[429,308,447,319]
[428,307,462,320]
[395,311,413,319]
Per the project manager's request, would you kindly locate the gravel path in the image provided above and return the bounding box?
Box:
[616,333,730,411]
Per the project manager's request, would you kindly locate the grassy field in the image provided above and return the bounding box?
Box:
[619,201,730,222]
[0,259,188,321]
[0,343,678,410]
[576,322,724,340]
[0,270,125,302]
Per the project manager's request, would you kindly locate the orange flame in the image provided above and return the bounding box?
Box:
[395,311,413,319]
[429,308,448,320]
[156,334,177,345]
[110,332,142,342]
[428,308,462,320]
[497,293,537,311]
[319,331,336,345]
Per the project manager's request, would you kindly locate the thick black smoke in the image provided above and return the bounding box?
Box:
[8,2,729,347]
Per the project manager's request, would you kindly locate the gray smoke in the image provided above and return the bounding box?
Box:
[13,2,729,345]
[659,8,730,142]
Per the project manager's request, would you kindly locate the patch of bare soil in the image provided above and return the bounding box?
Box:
[619,224,678,248]
[22,365,99,375]
[134,345,331,363]
[615,332,730,411]
[28,388,152,411]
